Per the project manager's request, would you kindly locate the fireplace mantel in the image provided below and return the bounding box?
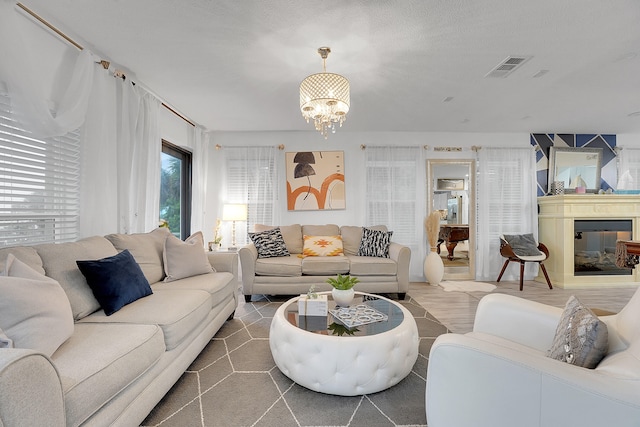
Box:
[537,194,640,288]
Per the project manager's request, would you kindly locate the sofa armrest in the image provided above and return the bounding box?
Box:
[207,251,238,278]
[0,349,65,427]
[388,242,411,293]
[426,333,640,427]
[473,293,562,351]
[238,244,258,295]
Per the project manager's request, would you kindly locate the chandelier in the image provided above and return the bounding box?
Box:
[300,47,350,139]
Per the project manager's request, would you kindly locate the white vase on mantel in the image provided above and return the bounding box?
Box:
[424,247,444,286]
[332,288,355,307]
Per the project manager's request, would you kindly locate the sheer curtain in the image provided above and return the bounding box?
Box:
[80,72,161,236]
[223,146,278,246]
[364,146,426,281]
[617,148,640,189]
[0,0,94,138]
[190,127,210,233]
[476,147,538,281]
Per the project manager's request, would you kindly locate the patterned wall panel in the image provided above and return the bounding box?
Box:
[530,134,617,196]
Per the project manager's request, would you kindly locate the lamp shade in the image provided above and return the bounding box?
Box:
[222,204,247,221]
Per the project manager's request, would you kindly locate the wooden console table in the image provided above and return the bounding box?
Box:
[437,225,469,260]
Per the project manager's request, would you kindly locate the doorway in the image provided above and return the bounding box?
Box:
[426,159,476,280]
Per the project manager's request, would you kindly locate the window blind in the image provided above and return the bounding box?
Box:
[0,90,80,246]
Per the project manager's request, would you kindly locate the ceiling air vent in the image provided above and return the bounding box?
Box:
[485,55,532,78]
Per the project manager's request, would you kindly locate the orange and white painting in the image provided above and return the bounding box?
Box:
[286,151,345,211]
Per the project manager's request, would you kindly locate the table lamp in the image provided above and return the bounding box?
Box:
[222,203,247,251]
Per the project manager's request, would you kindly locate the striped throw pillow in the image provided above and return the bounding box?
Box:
[358,227,393,258]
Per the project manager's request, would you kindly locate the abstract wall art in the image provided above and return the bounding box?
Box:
[286,151,345,211]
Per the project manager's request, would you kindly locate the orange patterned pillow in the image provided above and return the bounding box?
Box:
[302,235,344,257]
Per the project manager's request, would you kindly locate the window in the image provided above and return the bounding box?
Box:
[0,89,80,246]
[160,140,192,239]
[224,147,277,246]
[365,146,421,247]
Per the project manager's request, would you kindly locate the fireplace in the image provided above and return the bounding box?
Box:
[574,220,632,276]
[538,194,640,288]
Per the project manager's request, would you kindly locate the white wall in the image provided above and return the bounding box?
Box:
[202,130,529,249]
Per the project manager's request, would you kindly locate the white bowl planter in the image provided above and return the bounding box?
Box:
[332,288,355,306]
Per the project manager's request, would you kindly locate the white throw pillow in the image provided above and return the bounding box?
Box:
[163,231,214,282]
[0,254,74,356]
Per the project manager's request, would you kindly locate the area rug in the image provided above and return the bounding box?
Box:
[440,280,497,293]
[141,294,448,427]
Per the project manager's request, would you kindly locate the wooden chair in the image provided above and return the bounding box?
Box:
[496,235,553,291]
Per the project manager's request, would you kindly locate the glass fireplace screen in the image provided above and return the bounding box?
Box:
[574,220,632,276]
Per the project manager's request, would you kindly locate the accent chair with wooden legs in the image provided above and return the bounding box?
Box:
[497,234,553,291]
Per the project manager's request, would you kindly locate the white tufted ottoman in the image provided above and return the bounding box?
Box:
[269,292,419,396]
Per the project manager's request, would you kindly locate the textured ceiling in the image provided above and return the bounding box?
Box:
[21,0,640,133]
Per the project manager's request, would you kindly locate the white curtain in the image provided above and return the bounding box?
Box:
[222,146,278,245]
[617,148,640,190]
[364,146,426,281]
[128,90,161,233]
[79,68,119,236]
[190,127,210,233]
[0,0,94,138]
[80,73,161,236]
[476,147,538,281]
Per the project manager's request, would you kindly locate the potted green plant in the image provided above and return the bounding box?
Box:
[326,274,359,306]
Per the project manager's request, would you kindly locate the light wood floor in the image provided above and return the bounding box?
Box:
[409,280,637,334]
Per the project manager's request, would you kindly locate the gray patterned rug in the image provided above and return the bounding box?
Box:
[141,294,448,427]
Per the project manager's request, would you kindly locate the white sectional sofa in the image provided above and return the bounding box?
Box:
[239,224,411,301]
[0,228,238,427]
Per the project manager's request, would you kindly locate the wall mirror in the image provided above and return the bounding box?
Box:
[427,159,476,280]
[548,147,603,193]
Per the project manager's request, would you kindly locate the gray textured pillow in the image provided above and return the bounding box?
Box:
[249,227,290,258]
[547,295,609,369]
[0,254,74,356]
[163,232,214,282]
[502,233,542,257]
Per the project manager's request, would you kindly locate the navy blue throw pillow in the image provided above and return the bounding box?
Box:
[76,249,152,316]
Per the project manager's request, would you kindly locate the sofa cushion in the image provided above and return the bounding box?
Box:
[254,224,303,254]
[302,235,344,257]
[76,249,153,316]
[347,254,397,276]
[249,227,291,258]
[0,254,74,356]
[341,225,388,255]
[78,288,212,350]
[51,322,164,427]
[547,295,609,369]
[301,256,350,275]
[255,255,302,276]
[153,271,236,310]
[302,224,340,237]
[163,231,214,282]
[104,227,170,284]
[358,227,393,258]
[0,246,45,275]
[35,236,119,320]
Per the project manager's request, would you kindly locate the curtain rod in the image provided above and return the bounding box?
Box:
[16,2,195,128]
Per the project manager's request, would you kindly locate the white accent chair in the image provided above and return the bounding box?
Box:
[425,288,640,427]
